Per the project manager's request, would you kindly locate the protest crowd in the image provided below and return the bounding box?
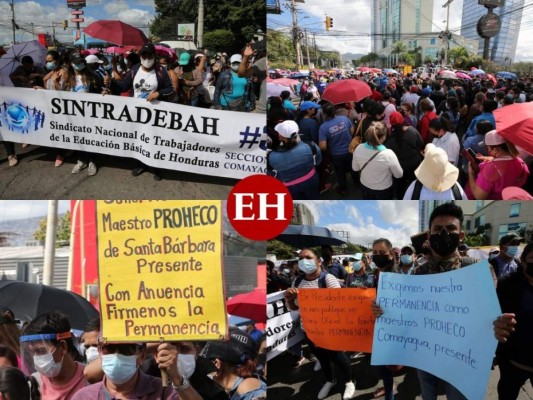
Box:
[267,203,533,399]
[267,68,533,201]
[0,308,267,400]
[1,40,266,179]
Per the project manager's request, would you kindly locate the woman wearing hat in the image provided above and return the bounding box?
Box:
[296,101,321,143]
[213,54,251,111]
[267,120,321,200]
[466,130,530,200]
[385,111,423,198]
[403,143,467,199]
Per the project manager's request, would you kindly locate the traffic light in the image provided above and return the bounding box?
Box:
[330,17,333,29]
[325,16,331,31]
[63,20,68,30]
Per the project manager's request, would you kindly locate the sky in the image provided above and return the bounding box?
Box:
[0,200,70,221]
[267,0,533,62]
[0,0,155,46]
[296,200,420,249]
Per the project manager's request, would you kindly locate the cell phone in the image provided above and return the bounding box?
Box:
[462,148,480,171]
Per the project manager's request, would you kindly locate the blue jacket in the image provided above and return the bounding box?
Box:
[267,141,321,183]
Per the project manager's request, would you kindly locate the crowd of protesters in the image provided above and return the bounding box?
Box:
[0,308,266,400]
[268,203,533,399]
[267,69,533,200]
[1,40,266,178]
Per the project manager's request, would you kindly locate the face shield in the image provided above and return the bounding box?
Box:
[20,332,72,375]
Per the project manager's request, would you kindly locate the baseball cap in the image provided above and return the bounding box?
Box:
[139,44,155,56]
[389,111,404,126]
[489,247,500,255]
[482,130,506,146]
[230,54,242,64]
[410,85,418,93]
[300,101,321,111]
[178,52,191,66]
[274,120,299,139]
[458,244,469,251]
[85,55,103,65]
[499,232,525,246]
[401,245,415,254]
[70,52,84,64]
[422,87,431,95]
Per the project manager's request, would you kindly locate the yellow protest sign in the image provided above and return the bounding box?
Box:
[96,200,227,342]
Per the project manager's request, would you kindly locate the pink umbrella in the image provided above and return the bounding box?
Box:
[270,78,299,86]
[485,74,497,85]
[455,72,471,80]
[104,46,129,54]
[154,45,177,61]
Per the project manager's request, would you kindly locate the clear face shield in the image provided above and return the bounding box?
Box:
[20,332,73,375]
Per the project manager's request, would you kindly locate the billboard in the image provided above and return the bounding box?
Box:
[67,0,86,8]
[176,23,195,41]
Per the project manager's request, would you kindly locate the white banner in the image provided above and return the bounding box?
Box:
[0,88,266,179]
[266,290,305,361]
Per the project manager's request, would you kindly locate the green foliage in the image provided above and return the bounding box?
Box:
[34,212,71,247]
[464,232,489,247]
[267,30,295,69]
[203,30,235,52]
[267,240,297,260]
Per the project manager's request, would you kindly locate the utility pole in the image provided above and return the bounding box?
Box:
[313,32,318,66]
[197,0,204,48]
[43,200,58,286]
[10,0,16,44]
[31,22,34,39]
[52,20,56,45]
[305,29,311,68]
[290,0,302,70]
[442,0,454,66]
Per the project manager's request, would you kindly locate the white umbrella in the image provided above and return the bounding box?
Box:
[0,40,47,80]
[439,70,457,80]
[267,82,296,98]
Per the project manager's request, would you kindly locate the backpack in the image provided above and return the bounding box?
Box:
[294,271,328,288]
[411,179,462,200]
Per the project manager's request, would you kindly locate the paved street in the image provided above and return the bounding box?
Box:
[0,144,236,199]
[268,351,533,399]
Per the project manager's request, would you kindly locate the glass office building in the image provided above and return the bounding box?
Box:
[461,0,525,64]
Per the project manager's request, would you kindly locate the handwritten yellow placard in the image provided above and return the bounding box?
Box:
[96,200,227,342]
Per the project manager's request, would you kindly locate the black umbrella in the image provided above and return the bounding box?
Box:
[0,281,99,330]
[274,224,347,248]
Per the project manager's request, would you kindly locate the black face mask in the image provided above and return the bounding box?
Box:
[373,254,391,268]
[429,230,460,257]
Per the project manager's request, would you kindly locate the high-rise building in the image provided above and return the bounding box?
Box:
[371,0,434,63]
[291,203,315,226]
[460,0,525,64]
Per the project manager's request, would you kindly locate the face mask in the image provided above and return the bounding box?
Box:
[72,63,85,72]
[231,64,239,71]
[177,354,196,379]
[400,255,413,265]
[282,268,290,275]
[505,246,520,258]
[33,352,63,378]
[372,255,391,269]
[298,259,317,274]
[85,346,99,363]
[353,261,363,272]
[429,230,460,257]
[46,62,56,70]
[104,64,113,71]
[141,59,155,69]
[101,353,137,384]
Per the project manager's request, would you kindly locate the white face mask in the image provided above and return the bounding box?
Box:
[85,346,99,363]
[141,58,155,69]
[177,353,196,379]
[33,352,63,378]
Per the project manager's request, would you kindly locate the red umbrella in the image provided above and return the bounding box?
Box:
[485,74,497,85]
[226,288,266,323]
[84,20,148,46]
[321,79,372,104]
[494,102,533,155]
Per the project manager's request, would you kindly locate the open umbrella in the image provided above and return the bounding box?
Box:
[275,224,347,248]
[439,70,457,79]
[267,82,296,98]
[496,71,517,80]
[84,20,148,46]
[470,69,485,75]
[226,288,266,323]
[0,281,99,330]
[154,44,177,61]
[228,315,255,327]
[494,102,533,155]
[485,74,497,85]
[321,79,372,104]
[455,72,471,80]
[0,40,47,78]
[104,46,129,54]
[269,77,299,87]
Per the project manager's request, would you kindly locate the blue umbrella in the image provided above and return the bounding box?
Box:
[496,71,517,80]
[228,315,255,326]
[289,72,309,79]
[470,69,485,75]
[383,68,398,74]
[275,224,347,247]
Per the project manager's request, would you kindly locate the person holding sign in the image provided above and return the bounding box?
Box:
[493,242,533,400]
[71,342,181,399]
[284,248,356,400]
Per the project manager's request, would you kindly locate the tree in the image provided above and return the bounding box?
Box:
[203,30,235,52]
[448,46,470,68]
[391,41,407,63]
[34,212,71,247]
[267,240,297,260]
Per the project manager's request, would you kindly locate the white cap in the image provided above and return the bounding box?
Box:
[274,120,299,139]
[85,55,103,64]
[483,130,506,146]
[230,54,242,64]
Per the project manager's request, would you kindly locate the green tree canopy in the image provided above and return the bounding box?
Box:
[34,212,71,247]
[203,30,235,53]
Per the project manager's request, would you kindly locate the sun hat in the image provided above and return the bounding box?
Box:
[274,120,299,139]
[414,143,459,192]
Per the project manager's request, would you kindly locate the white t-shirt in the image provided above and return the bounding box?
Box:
[432,131,460,166]
[352,145,403,190]
[403,180,468,200]
[133,68,158,99]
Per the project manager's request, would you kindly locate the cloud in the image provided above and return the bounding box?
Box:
[294,200,342,225]
[0,200,70,221]
[346,204,363,225]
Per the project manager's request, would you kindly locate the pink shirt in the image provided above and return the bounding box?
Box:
[40,362,88,400]
[466,157,529,199]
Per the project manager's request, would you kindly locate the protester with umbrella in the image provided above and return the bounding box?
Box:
[466,130,530,200]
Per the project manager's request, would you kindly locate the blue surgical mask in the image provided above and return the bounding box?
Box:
[72,63,85,72]
[101,353,137,384]
[298,259,317,274]
[400,255,413,265]
[353,261,363,272]
[505,246,520,258]
[46,62,56,70]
